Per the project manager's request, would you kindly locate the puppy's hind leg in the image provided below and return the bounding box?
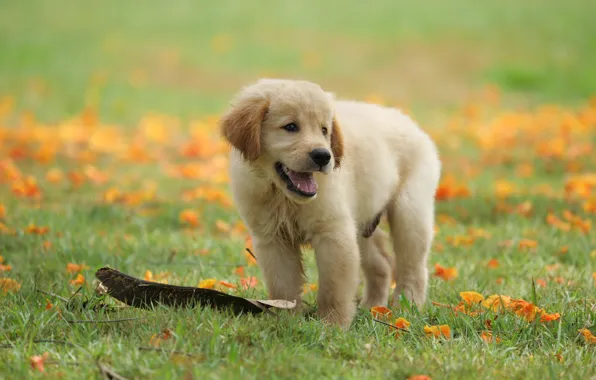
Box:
[387,163,439,308]
[359,228,393,308]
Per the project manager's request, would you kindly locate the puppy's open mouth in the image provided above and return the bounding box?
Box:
[275,162,317,197]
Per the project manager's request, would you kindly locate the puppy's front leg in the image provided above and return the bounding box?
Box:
[253,236,304,310]
[311,223,360,329]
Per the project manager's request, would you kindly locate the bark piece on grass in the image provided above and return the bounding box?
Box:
[95,267,296,315]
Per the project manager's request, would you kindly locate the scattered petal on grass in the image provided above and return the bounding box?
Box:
[302,283,317,294]
[12,176,42,199]
[218,280,237,290]
[540,312,561,323]
[66,263,90,273]
[143,270,170,284]
[424,324,451,339]
[0,264,12,272]
[30,352,49,373]
[215,220,231,233]
[150,328,173,347]
[394,317,411,330]
[435,175,471,200]
[509,299,542,322]
[0,278,21,293]
[460,291,484,305]
[535,278,548,288]
[370,306,393,319]
[241,276,258,290]
[407,375,431,380]
[198,278,217,289]
[518,239,538,250]
[434,263,458,281]
[45,168,63,183]
[0,204,5,218]
[578,329,596,344]
[179,209,199,227]
[480,331,501,344]
[482,295,512,312]
[487,259,500,268]
[446,235,474,247]
[70,274,86,286]
[24,224,49,235]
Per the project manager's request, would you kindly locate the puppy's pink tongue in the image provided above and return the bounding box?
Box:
[287,171,317,193]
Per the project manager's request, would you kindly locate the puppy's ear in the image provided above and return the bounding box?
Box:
[330,116,344,169]
[219,94,269,161]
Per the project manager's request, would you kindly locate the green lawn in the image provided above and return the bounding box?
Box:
[1,1,595,379]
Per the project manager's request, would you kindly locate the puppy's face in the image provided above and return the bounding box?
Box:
[220,79,344,203]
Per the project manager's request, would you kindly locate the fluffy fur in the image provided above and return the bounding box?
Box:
[220,79,441,329]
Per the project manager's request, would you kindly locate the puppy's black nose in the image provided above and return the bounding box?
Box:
[309,148,331,166]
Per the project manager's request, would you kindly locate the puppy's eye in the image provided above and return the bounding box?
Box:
[322,126,328,136]
[282,123,299,132]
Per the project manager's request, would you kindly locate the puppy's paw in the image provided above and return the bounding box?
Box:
[392,283,426,309]
[359,294,389,309]
[317,301,356,330]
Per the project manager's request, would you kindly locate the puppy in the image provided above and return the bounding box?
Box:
[219,79,441,329]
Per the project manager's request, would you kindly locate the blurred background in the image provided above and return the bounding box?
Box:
[2,0,595,124]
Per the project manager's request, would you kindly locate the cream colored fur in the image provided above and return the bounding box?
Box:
[220,79,441,329]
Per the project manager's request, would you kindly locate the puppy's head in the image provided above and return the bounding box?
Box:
[220,79,344,203]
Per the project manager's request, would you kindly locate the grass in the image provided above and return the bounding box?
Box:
[1,0,595,378]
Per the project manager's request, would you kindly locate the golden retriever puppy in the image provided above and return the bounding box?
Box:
[219,79,441,328]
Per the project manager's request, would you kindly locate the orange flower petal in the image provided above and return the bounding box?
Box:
[198,279,217,289]
[460,291,484,305]
[424,324,451,339]
[540,312,561,323]
[394,317,411,330]
[434,263,458,281]
[370,306,393,319]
